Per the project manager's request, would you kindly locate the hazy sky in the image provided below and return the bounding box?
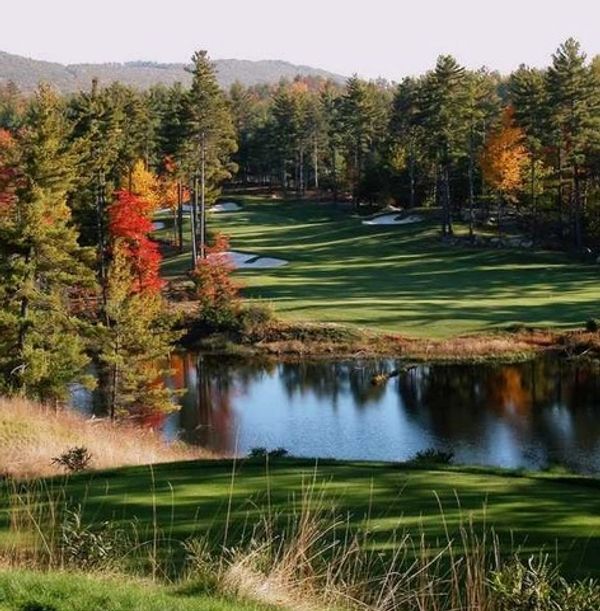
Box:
[4,0,600,80]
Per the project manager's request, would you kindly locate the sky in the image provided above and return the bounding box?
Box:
[3,0,600,80]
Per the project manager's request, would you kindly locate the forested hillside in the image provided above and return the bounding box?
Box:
[0,50,345,92]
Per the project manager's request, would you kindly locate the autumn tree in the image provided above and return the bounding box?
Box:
[191,232,241,327]
[480,107,528,236]
[97,189,175,419]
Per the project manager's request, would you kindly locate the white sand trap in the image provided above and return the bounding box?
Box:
[211,201,241,212]
[362,214,423,226]
[208,250,288,269]
[152,221,165,230]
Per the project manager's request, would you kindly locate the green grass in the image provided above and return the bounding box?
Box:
[0,570,273,611]
[4,460,598,577]
[158,197,599,338]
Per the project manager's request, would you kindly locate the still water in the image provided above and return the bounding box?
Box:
[160,354,600,473]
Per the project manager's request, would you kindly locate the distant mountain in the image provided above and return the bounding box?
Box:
[0,51,346,93]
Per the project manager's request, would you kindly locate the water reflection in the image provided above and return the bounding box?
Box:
[163,355,600,473]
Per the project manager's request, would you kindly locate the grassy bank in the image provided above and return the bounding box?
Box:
[0,570,273,610]
[3,459,598,577]
[2,459,599,608]
[158,197,599,340]
[0,397,208,479]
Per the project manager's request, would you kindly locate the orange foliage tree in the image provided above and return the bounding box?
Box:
[480,107,528,203]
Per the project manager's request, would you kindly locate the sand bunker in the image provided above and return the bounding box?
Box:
[362,214,423,226]
[211,201,241,212]
[208,250,288,269]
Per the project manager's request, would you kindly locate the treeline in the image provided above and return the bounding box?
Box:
[0,51,237,412]
[230,38,600,251]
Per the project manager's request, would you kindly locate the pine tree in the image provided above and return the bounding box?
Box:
[546,38,600,249]
[419,55,469,236]
[338,76,388,203]
[0,86,95,402]
[184,50,237,260]
[509,65,549,237]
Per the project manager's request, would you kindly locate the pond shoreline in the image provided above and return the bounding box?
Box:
[176,309,600,364]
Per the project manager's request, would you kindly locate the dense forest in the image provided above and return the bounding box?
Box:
[1,39,599,414]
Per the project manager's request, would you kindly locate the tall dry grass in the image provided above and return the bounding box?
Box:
[1,472,598,610]
[0,396,209,479]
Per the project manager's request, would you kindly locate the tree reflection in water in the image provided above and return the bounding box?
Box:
[165,354,600,472]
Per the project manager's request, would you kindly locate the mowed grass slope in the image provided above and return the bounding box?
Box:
[159,197,599,337]
[4,460,598,577]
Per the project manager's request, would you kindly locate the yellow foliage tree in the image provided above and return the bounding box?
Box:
[480,107,528,202]
[124,159,160,211]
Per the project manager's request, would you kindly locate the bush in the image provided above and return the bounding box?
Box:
[585,318,600,332]
[248,447,289,459]
[236,303,274,337]
[409,448,454,465]
[491,556,600,611]
[190,233,241,328]
[60,508,128,570]
[51,447,93,473]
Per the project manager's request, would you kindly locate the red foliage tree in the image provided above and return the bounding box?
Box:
[108,189,164,294]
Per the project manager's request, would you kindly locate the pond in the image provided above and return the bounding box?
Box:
[156,354,600,473]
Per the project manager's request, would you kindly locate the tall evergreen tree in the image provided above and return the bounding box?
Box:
[509,65,549,237]
[419,55,469,235]
[0,87,94,402]
[184,50,237,259]
[546,38,600,249]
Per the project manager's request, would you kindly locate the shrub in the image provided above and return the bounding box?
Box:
[585,318,600,332]
[410,448,454,465]
[491,556,600,611]
[60,507,128,570]
[248,447,289,459]
[236,303,274,338]
[51,447,93,473]
[190,233,241,328]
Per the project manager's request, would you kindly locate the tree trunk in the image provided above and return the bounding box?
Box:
[443,164,453,236]
[177,182,183,252]
[557,146,564,240]
[467,134,475,240]
[200,132,206,259]
[573,162,583,251]
[313,137,319,190]
[530,154,537,241]
[409,144,416,209]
